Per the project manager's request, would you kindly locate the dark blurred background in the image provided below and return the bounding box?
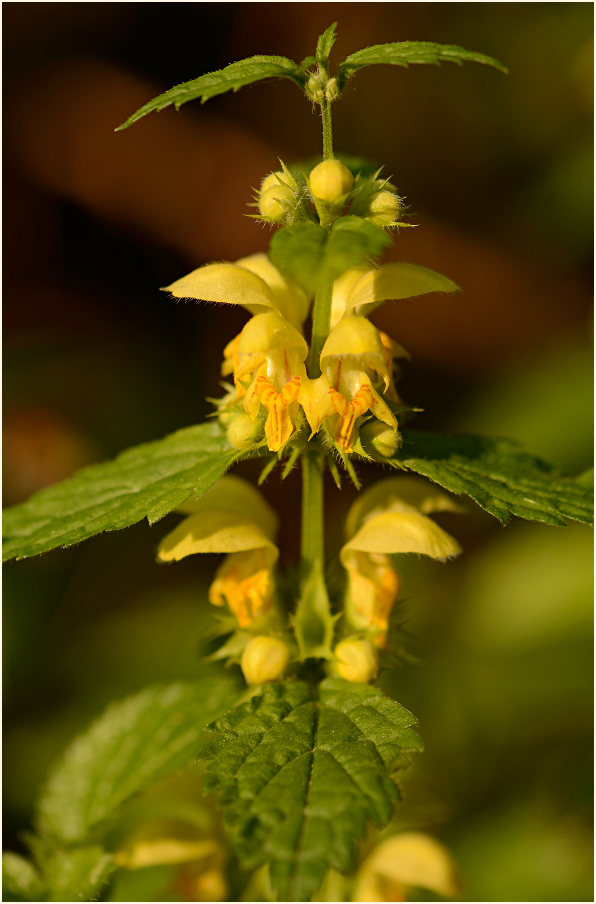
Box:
[3,4,593,901]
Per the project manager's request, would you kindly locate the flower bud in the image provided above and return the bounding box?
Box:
[334,637,379,683]
[325,77,339,102]
[359,420,400,459]
[309,160,354,203]
[226,413,264,450]
[306,74,325,103]
[241,635,290,685]
[366,190,401,228]
[258,184,294,221]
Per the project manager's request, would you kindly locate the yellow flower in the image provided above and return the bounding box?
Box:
[301,316,397,453]
[342,477,462,646]
[353,832,460,901]
[329,260,459,328]
[157,476,279,629]
[163,252,310,328]
[236,311,308,452]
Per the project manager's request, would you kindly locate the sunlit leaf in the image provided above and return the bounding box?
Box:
[36,674,241,845]
[2,422,238,561]
[200,679,422,901]
[395,432,593,525]
[116,56,303,130]
[339,41,507,87]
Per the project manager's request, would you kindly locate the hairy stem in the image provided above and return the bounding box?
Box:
[295,449,333,659]
[321,99,334,160]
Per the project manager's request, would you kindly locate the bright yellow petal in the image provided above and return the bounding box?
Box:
[157,510,278,562]
[329,267,369,327]
[177,475,277,539]
[354,833,460,901]
[345,262,460,316]
[115,838,220,869]
[237,311,308,360]
[163,263,277,314]
[236,253,310,326]
[298,375,335,437]
[345,476,462,538]
[321,315,386,367]
[342,510,461,561]
[253,375,301,452]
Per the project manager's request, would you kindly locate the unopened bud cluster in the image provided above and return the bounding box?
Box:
[256,160,404,230]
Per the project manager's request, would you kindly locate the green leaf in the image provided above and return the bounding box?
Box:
[396,431,594,526]
[268,224,327,296]
[324,216,391,283]
[200,678,422,901]
[36,673,242,845]
[116,56,303,130]
[268,217,390,297]
[2,852,45,901]
[2,421,238,561]
[316,22,338,66]
[338,41,508,87]
[43,847,114,903]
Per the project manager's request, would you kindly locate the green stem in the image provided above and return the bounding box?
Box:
[295,449,333,660]
[293,89,337,660]
[321,99,334,160]
[300,450,325,570]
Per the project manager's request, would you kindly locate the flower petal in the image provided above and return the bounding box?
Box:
[177,475,277,539]
[157,510,278,562]
[330,267,369,327]
[345,476,463,538]
[236,253,310,326]
[354,833,460,902]
[345,261,460,315]
[342,509,461,561]
[163,263,278,314]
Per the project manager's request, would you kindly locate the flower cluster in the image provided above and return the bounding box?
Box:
[157,474,460,686]
[256,159,405,230]
[165,250,455,457]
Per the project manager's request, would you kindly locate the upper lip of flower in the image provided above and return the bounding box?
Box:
[329,261,460,327]
[342,475,463,561]
[162,253,310,328]
[156,475,278,563]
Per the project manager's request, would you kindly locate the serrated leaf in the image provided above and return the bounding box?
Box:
[324,217,392,283]
[2,852,45,901]
[36,673,242,845]
[199,678,422,901]
[43,847,114,903]
[338,41,507,87]
[2,421,237,562]
[116,56,302,130]
[268,217,390,297]
[316,22,338,65]
[396,431,593,526]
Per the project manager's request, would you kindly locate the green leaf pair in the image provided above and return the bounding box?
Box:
[115,25,506,131]
[2,425,592,563]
